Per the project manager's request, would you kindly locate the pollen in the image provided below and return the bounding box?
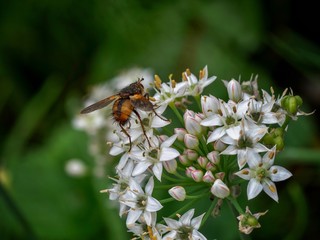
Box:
[268,151,275,159]
[154,74,162,89]
[269,185,276,193]
[186,68,191,76]
[199,69,204,79]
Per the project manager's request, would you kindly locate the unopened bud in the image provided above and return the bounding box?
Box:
[184,110,202,136]
[185,149,198,161]
[207,151,220,164]
[226,79,243,102]
[179,154,190,166]
[163,159,177,174]
[184,134,199,149]
[203,171,215,183]
[211,179,230,199]
[191,169,204,182]
[197,156,208,169]
[214,139,227,152]
[186,166,196,178]
[174,128,187,141]
[168,186,186,201]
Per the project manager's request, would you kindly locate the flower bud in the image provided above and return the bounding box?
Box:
[168,186,186,201]
[185,166,196,178]
[215,172,225,180]
[191,169,204,182]
[185,149,198,161]
[207,151,220,164]
[197,156,208,169]
[184,134,199,149]
[184,110,202,135]
[179,154,190,166]
[227,79,242,102]
[211,179,230,199]
[163,159,177,174]
[174,128,187,141]
[203,171,215,183]
[205,162,216,171]
[213,139,227,152]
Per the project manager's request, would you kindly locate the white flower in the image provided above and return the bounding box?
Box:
[235,146,292,202]
[158,209,207,240]
[220,117,269,169]
[201,98,248,144]
[182,66,217,96]
[121,177,163,227]
[247,97,281,125]
[153,78,189,106]
[130,135,180,181]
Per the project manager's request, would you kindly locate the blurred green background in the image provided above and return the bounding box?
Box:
[1,0,319,239]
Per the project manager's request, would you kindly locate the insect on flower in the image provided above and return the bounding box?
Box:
[80,78,167,151]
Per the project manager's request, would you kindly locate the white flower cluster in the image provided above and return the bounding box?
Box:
[79,66,309,239]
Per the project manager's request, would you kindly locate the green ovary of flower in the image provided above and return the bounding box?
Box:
[142,118,150,127]
[225,116,236,125]
[137,195,148,208]
[255,167,267,181]
[251,112,261,122]
[149,149,159,159]
[237,136,253,149]
[178,226,193,239]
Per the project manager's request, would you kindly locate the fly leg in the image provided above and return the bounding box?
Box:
[119,124,132,152]
[144,93,169,122]
[133,109,152,148]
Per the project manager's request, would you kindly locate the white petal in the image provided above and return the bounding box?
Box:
[153,163,163,181]
[163,218,180,229]
[220,145,238,155]
[226,125,241,140]
[269,166,292,182]
[246,149,262,168]
[145,177,154,195]
[146,196,163,212]
[206,127,225,143]
[159,147,180,161]
[191,213,205,229]
[143,211,152,226]
[132,161,151,176]
[263,179,278,202]
[109,145,124,156]
[237,150,247,169]
[192,229,207,240]
[235,168,252,180]
[151,116,170,128]
[161,134,178,148]
[180,209,194,226]
[126,209,142,227]
[201,115,222,127]
[247,178,263,200]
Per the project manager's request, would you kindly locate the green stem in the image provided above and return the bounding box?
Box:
[160,197,176,204]
[227,196,244,214]
[169,102,184,125]
[193,95,202,111]
[200,197,218,227]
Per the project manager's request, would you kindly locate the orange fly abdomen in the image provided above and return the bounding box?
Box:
[112,98,133,125]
